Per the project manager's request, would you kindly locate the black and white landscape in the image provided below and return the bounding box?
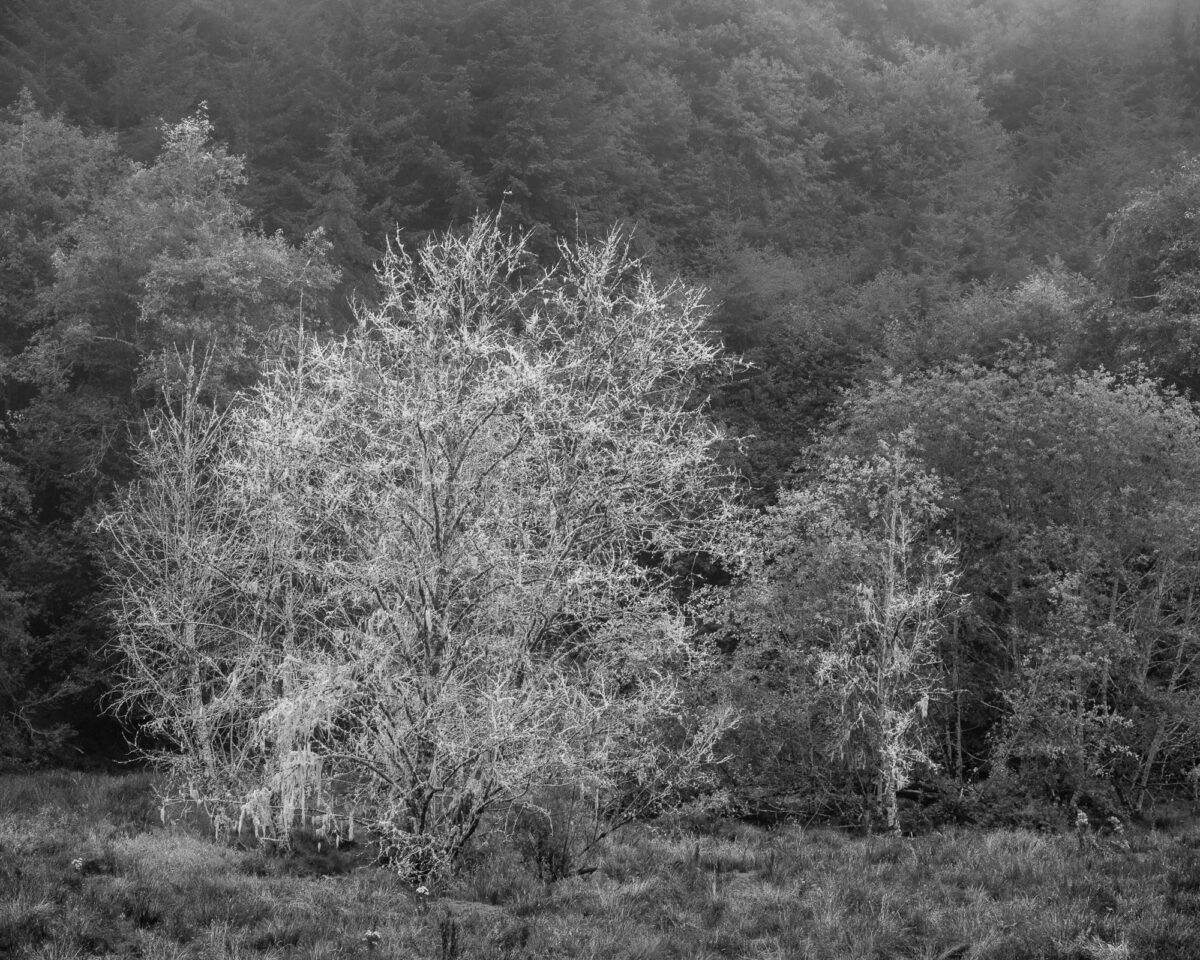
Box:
[2,2,1200,957]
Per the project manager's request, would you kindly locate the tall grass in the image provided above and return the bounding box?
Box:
[1,771,1198,958]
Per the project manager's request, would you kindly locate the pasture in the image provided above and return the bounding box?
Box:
[1,772,1197,959]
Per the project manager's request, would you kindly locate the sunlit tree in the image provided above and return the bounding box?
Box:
[104,217,739,878]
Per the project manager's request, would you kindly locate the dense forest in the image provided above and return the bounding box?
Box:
[4,0,1200,846]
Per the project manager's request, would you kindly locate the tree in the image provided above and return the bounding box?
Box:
[28,107,337,402]
[1094,156,1200,394]
[0,91,123,399]
[0,0,211,160]
[0,101,335,766]
[104,217,739,878]
[823,361,1200,809]
[972,0,1193,270]
[0,95,126,765]
[727,434,957,831]
[835,44,1016,284]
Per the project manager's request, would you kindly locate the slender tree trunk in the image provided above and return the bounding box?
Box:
[1138,722,1166,813]
[952,614,964,785]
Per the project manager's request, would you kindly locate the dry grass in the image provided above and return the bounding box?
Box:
[2,771,1198,959]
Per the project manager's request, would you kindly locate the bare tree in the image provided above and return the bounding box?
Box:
[103,218,738,878]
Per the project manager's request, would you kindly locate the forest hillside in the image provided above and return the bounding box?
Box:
[4,0,1200,846]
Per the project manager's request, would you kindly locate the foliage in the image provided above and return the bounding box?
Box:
[723,434,958,831]
[103,217,739,879]
[856,262,1099,377]
[0,0,210,159]
[7,0,1191,491]
[0,97,126,765]
[0,100,335,767]
[1096,156,1200,393]
[5,0,1200,845]
[0,90,123,364]
[26,106,337,402]
[824,361,1200,809]
[974,0,1194,269]
[837,44,1016,283]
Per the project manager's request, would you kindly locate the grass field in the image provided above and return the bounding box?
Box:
[2,771,1199,959]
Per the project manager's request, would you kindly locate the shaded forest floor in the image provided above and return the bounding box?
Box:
[2,772,1199,959]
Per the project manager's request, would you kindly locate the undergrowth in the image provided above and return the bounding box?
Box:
[1,771,1197,958]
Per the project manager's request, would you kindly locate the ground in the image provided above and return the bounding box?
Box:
[1,771,1198,959]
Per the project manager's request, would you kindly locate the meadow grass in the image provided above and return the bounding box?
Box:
[2,771,1198,959]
